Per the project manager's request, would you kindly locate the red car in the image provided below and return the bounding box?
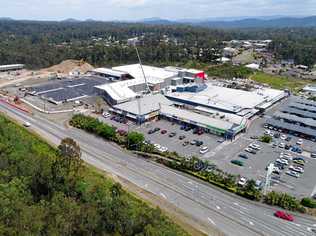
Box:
[161,130,167,134]
[274,211,294,221]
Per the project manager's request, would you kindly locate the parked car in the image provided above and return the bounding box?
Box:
[231,160,244,166]
[249,143,261,150]
[278,143,285,148]
[184,127,191,131]
[286,170,300,178]
[161,130,167,134]
[102,112,111,118]
[311,152,316,158]
[169,132,176,137]
[296,139,303,145]
[285,136,292,142]
[239,153,249,159]
[280,134,287,140]
[274,211,294,222]
[293,159,305,166]
[153,127,160,132]
[245,148,256,154]
[276,158,289,165]
[179,135,186,140]
[199,146,209,154]
[183,141,189,146]
[148,129,155,134]
[195,140,203,146]
[238,177,247,186]
[190,140,197,145]
[289,165,304,174]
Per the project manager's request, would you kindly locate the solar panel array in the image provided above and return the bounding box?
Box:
[29,76,110,103]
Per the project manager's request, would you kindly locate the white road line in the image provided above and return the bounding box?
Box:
[207,217,216,226]
[249,221,254,226]
[216,205,221,210]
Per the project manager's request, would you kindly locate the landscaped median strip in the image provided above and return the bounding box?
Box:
[70,114,312,215]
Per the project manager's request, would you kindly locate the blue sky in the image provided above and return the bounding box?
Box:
[0,0,314,21]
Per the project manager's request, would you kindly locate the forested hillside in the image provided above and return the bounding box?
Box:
[0,20,315,69]
[0,114,187,236]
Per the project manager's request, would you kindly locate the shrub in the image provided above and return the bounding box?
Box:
[260,135,272,143]
[301,198,316,208]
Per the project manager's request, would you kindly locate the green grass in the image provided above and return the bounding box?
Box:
[250,72,312,92]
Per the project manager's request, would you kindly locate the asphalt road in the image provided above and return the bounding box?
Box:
[0,101,315,236]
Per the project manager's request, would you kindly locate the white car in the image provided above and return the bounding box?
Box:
[154,143,161,149]
[199,146,209,154]
[286,170,300,178]
[23,122,31,127]
[269,132,275,137]
[289,165,304,173]
[280,135,287,140]
[276,158,288,165]
[238,177,247,186]
[249,143,261,150]
[296,139,303,145]
[102,112,111,118]
[264,130,270,135]
[278,143,285,148]
[159,146,168,153]
[280,153,292,160]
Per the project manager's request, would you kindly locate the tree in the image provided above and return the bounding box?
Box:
[58,138,83,176]
[127,132,144,150]
[260,135,272,143]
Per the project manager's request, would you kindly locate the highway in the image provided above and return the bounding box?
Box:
[0,101,315,236]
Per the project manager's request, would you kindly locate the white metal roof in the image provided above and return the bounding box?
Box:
[166,83,284,114]
[160,105,235,131]
[0,64,24,70]
[95,83,137,103]
[113,64,178,84]
[246,63,260,70]
[92,68,128,77]
[113,94,173,116]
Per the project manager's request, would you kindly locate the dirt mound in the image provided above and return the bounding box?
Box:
[42,59,94,75]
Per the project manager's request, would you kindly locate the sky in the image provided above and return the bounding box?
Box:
[0,0,315,21]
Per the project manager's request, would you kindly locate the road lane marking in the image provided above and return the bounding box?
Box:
[249,221,254,226]
[207,217,216,226]
[216,205,221,210]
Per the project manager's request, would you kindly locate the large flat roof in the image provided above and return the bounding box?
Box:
[160,104,236,132]
[113,94,173,116]
[91,68,128,77]
[165,83,285,114]
[113,64,178,84]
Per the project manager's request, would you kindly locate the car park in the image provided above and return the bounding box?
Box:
[274,211,294,222]
[190,140,197,145]
[231,160,244,166]
[200,146,209,154]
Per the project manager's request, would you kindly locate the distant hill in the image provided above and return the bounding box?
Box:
[0,17,14,21]
[61,18,81,23]
[140,16,316,28]
[196,16,316,28]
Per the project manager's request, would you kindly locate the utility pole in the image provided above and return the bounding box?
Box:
[134,44,151,94]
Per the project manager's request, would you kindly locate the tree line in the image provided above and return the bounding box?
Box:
[0,114,187,235]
